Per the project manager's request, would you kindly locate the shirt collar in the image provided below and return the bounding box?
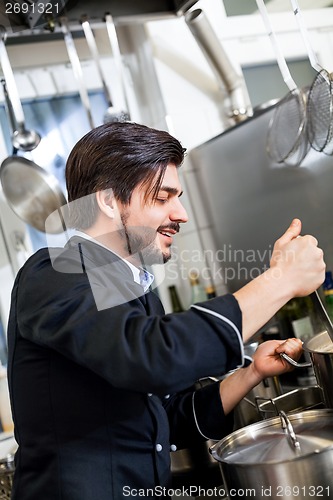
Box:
[74,230,154,292]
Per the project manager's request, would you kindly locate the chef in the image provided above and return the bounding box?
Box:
[7,122,324,499]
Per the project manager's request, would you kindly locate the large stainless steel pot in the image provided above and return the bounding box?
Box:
[282,330,333,408]
[210,409,333,500]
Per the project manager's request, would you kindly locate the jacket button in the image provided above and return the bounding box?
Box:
[147,393,153,397]
[170,444,177,452]
[164,394,170,399]
[155,444,163,452]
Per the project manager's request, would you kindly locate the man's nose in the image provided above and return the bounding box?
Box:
[170,198,188,223]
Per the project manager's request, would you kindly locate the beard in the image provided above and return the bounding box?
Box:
[119,211,176,266]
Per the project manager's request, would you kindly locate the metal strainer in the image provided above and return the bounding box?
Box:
[267,88,309,167]
[289,0,333,155]
[256,0,310,167]
[307,69,333,154]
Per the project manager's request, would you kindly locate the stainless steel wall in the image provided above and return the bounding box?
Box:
[189,105,333,293]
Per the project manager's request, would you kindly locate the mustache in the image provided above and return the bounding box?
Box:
[157,223,180,234]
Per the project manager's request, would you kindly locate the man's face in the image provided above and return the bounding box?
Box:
[117,164,188,266]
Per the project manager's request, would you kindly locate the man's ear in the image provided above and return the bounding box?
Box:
[95,189,115,219]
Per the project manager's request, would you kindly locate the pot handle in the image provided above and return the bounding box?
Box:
[280,352,312,368]
[279,411,301,453]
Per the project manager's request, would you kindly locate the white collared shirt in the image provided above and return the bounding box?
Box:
[74,230,154,292]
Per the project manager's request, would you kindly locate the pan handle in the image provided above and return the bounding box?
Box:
[280,352,312,368]
[256,0,297,92]
[289,0,322,73]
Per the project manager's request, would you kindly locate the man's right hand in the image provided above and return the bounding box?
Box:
[269,218,325,298]
[233,218,326,343]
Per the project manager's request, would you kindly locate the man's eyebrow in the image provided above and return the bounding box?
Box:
[159,186,183,196]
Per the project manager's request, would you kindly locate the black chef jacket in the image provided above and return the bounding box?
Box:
[7,237,243,499]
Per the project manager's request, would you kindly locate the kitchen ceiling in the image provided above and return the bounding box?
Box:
[1,0,331,35]
[223,0,333,16]
[0,0,198,34]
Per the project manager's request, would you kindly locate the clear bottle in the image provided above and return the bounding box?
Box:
[189,271,207,304]
[168,285,184,313]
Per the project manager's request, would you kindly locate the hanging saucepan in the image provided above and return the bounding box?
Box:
[0,81,67,234]
[81,16,130,124]
[210,409,333,500]
[0,26,41,152]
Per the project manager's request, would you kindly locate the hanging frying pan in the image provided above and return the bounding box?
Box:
[0,81,67,234]
[0,156,67,234]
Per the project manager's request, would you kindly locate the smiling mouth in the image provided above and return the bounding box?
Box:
[158,230,175,239]
[157,223,180,239]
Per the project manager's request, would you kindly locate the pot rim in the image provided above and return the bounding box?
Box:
[210,409,333,466]
[303,330,333,354]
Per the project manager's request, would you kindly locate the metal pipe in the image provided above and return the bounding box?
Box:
[185,9,252,122]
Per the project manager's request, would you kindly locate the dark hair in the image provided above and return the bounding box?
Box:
[65,122,186,229]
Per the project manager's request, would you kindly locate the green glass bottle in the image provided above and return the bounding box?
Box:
[168,285,184,313]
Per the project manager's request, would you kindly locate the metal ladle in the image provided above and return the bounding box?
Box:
[104,14,131,123]
[0,26,41,152]
[60,17,95,130]
[81,16,129,124]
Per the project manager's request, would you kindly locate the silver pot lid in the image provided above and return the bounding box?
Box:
[211,409,333,465]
